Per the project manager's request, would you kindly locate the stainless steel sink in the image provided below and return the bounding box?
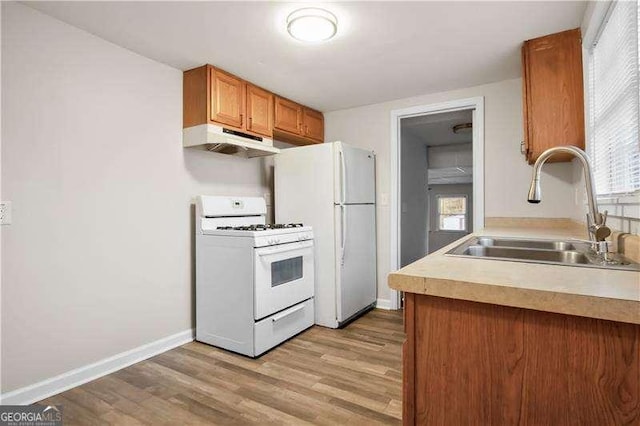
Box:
[463,246,590,264]
[446,236,640,271]
[476,237,576,251]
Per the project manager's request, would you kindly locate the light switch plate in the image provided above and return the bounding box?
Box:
[1,201,12,225]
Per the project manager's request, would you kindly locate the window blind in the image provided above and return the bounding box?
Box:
[587,0,640,196]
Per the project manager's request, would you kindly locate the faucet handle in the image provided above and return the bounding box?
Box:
[586,211,611,242]
[594,225,611,241]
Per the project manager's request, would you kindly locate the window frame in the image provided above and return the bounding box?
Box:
[583,0,640,199]
[436,194,468,233]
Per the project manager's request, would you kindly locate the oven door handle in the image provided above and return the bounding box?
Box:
[271,304,305,322]
[257,241,313,257]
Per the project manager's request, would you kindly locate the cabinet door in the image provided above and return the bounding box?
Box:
[302,108,324,142]
[246,84,273,137]
[522,28,584,163]
[210,68,244,128]
[274,96,302,135]
[521,45,533,161]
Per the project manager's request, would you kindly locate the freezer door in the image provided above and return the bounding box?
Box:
[334,142,376,204]
[335,204,377,322]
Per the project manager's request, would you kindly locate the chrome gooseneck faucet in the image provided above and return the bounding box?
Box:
[527,146,611,248]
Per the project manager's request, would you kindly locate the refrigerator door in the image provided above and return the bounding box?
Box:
[334,142,376,205]
[335,204,377,322]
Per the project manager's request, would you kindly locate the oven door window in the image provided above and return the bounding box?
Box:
[271,256,303,287]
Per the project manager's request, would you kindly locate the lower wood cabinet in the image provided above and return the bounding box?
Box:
[403,293,639,425]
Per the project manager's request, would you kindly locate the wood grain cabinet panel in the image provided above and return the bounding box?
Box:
[302,107,324,142]
[246,84,273,137]
[183,66,208,129]
[273,96,324,145]
[184,65,322,144]
[403,294,640,425]
[522,28,585,163]
[274,96,302,135]
[210,68,244,129]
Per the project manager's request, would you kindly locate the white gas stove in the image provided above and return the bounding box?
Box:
[195,195,314,357]
[201,224,313,247]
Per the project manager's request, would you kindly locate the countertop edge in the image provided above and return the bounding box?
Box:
[388,225,640,325]
[388,272,640,325]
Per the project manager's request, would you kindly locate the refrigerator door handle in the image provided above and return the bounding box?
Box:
[339,148,347,204]
[341,205,346,266]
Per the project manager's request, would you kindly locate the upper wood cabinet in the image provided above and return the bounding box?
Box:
[273,96,324,145]
[184,65,323,144]
[246,84,273,137]
[274,96,302,135]
[302,107,324,142]
[522,28,585,164]
[210,67,245,129]
[183,65,271,138]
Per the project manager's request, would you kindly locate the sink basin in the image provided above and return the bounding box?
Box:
[476,237,576,251]
[463,246,590,264]
[446,236,640,271]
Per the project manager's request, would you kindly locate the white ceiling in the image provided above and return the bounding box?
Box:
[402,110,473,146]
[24,1,586,112]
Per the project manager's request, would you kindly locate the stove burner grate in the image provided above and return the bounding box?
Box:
[216,223,304,231]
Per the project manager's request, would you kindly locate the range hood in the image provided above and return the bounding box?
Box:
[183,124,281,158]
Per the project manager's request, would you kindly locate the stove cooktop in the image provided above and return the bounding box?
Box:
[216,223,304,231]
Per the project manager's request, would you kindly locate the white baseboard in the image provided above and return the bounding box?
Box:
[1,329,194,405]
[375,298,394,310]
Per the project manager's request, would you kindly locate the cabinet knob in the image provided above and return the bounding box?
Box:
[520,141,526,155]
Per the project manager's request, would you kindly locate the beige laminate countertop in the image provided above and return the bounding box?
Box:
[389,224,640,325]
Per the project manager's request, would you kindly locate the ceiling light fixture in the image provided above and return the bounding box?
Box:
[287,8,338,43]
[452,123,473,134]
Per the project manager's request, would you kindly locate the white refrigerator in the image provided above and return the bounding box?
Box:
[274,141,377,328]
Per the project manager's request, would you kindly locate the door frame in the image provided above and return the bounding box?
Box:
[389,97,485,309]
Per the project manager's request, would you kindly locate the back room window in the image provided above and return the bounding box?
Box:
[437,196,467,231]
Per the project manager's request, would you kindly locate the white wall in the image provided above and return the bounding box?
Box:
[1,2,271,393]
[325,78,578,303]
[399,129,428,267]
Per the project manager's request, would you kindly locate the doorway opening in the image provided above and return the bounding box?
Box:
[389,97,485,309]
[400,109,474,265]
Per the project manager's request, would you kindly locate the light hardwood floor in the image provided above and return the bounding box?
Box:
[39,309,403,425]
